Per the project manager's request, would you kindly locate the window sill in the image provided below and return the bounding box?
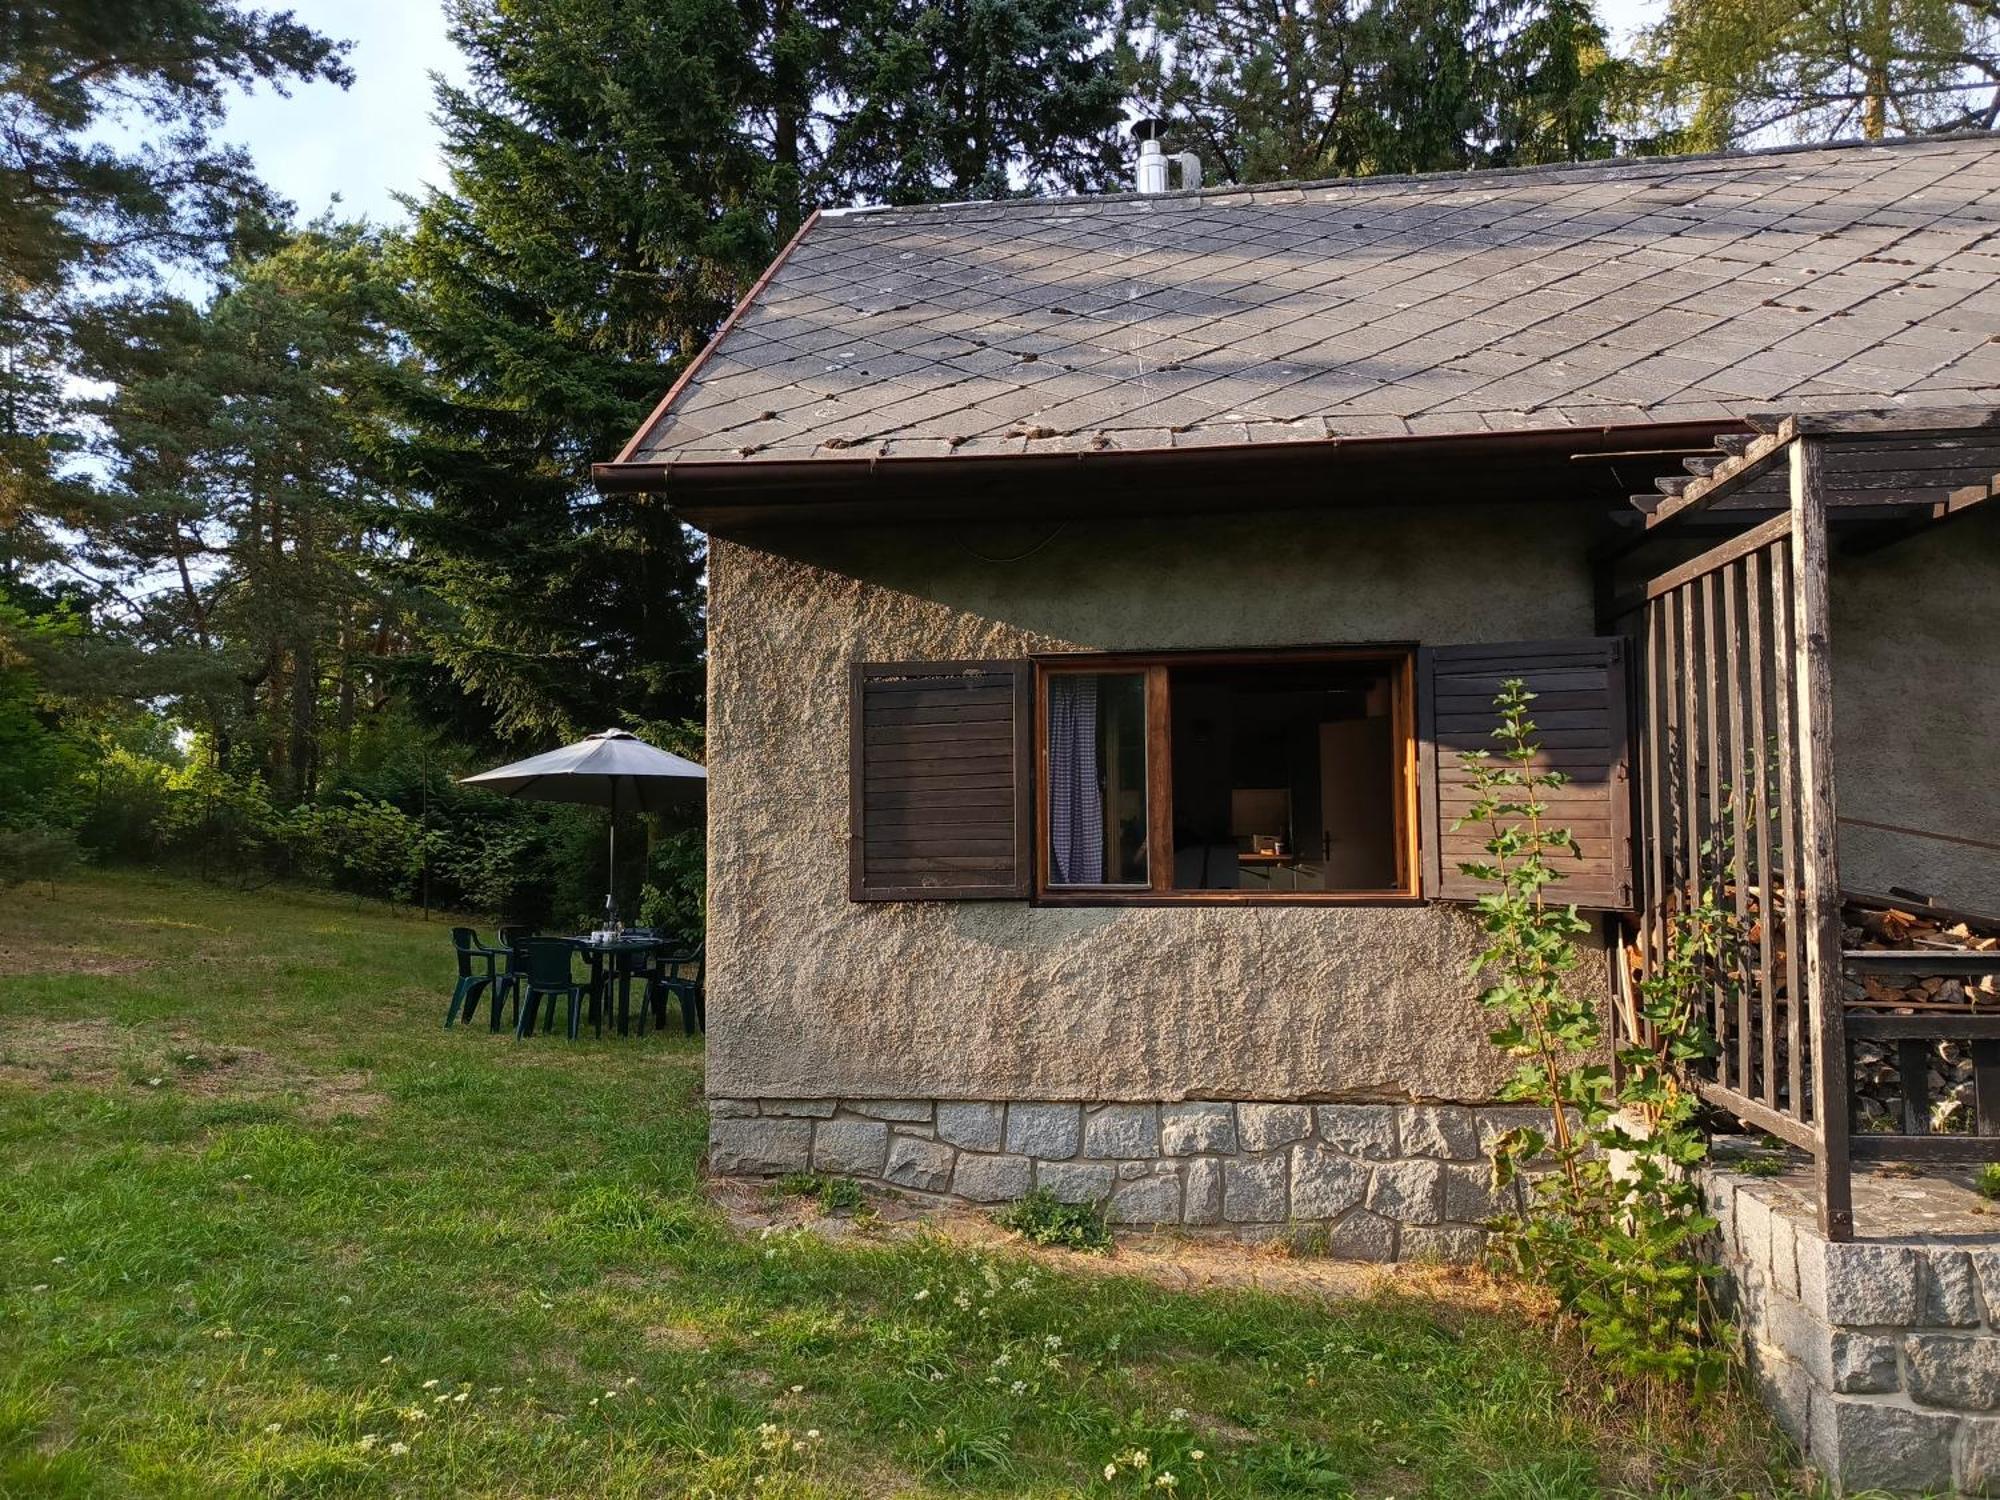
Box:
[1032,890,1426,908]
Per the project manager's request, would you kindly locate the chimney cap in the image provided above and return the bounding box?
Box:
[1131,118,1168,143]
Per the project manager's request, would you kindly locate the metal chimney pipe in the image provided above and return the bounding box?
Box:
[1137,138,1169,194]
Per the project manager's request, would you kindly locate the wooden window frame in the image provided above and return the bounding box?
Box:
[1032,646,1423,908]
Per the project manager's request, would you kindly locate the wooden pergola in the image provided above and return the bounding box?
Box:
[1603,406,2000,1241]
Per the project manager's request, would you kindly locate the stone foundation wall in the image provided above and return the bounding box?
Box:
[1707,1167,2000,1494]
[709,1096,1538,1260]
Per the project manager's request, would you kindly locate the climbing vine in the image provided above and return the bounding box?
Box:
[1457,678,1729,1394]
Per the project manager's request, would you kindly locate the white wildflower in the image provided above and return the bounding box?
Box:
[912,1287,930,1301]
[357,1434,380,1451]
[1104,1464,1118,1481]
[387,1441,410,1456]
[1189,1449,1206,1462]
[264,1422,282,1435]
[1155,1472,1177,1489]
[1169,1407,1190,1424]
[422,1379,440,1390]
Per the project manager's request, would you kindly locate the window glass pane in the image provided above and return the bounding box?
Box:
[1168,661,1400,893]
[1046,672,1148,885]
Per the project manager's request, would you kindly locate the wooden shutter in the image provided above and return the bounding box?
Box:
[849,660,1032,901]
[1418,638,1634,911]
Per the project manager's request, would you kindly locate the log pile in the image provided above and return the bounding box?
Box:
[1844,893,2000,1135]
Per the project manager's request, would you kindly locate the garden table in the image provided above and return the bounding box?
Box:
[569,936,666,1036]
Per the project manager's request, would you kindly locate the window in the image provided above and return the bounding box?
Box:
[1035,650,1417,902]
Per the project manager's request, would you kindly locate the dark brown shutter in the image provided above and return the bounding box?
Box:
[1418,638,1633,911]
[849,660,1032,901]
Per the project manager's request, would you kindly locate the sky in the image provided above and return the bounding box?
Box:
[216,0,1665,226]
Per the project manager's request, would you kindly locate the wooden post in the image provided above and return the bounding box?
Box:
[1791,434,1853,1241]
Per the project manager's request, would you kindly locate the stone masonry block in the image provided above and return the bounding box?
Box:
[1703,1174,1738,1252]
[1161,1102,1236,1156]
[1958,1415,2000,1494]
[1400,1224,1487,1263]
[1442,1162,1521,1224]
[1398,1105,1479,1160]
[1797,1238,1922,1327]
[813,1119,889,1176]
[1924,1249,1983,1328]
[1118,1161,1148,1181]
[1830,1331,1900,1395]
[1973,1249,2000,1319]
[1400,1104,1480,1160]
[709,1118,812,1175]
[1748,1343,1814,1448]
[1316,1105,1397,1160]
[761,1099,836,1118]
[1734,1190,1777,1288]
[1369,1160,1443,1225]
[936,1102,1004,1152]
[1290,1145,1369,1220]
[1813,1394,1956,1495]
[847,1099,933,1122]
[1038,1162,1115,1204]
[883,1136,955,1193]
[1083,1104,1160,1159]
[1238,1103,1312,1152]
[1006,1103,1081,1160]
[952,1153,1031,1203]
[1223,1154,1288,1223]
[1769,1213,1800,1300]
[1183,1159,1223,1226]
[1907,1333,2000,1410]
[1110,1173,1182,1225]
[708,1098,758,1119]
[1326,1209,1398,1262]
[1475,1106,1552,1158]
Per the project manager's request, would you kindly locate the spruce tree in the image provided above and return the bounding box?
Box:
[391,0,768,743]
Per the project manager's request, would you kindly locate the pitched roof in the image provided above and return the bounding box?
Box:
[609,134,2000,473]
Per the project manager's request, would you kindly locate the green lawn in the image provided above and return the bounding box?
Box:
[1,871,1810,1498]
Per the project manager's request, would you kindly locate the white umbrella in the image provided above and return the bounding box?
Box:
[461,728,705,919]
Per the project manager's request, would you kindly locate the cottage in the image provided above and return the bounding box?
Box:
[594,134,2000,1259]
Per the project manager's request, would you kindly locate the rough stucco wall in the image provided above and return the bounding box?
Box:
[1831,505,2000,913]
[705,501,1611,1105]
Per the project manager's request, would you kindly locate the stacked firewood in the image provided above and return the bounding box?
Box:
[1844,895,2000,1134]
[1844,901,2000,1013]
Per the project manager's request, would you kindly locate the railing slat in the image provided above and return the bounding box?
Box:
[1745,553,1778,1109]
[1770,540,1804,1122]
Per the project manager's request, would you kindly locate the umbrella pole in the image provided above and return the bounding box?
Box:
[606,813,617,925]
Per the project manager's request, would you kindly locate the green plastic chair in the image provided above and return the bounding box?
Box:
[641,941,705,1037]
[489,926,539,1031]
[513,939,589,1041]
[445,927,504,1028]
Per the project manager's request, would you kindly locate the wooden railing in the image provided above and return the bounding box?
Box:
[1612,413,2000,1238]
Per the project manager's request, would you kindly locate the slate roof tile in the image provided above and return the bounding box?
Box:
[619,135,2000,466]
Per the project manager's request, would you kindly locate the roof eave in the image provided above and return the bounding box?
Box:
[593,418,1750,529]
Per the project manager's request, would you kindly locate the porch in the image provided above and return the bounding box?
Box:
[1602,405,2000,1242]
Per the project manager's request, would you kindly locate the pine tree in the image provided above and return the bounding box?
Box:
[87,226,413,798]
[0,1,348,574]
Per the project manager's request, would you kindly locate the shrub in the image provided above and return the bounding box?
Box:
[995,1188,1112,1253]
[0,826,82,888]
[1977,1163,2000,1201]
[1460,678,1725,1393]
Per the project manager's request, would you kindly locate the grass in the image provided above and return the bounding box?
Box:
[0,869,1818,1498]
